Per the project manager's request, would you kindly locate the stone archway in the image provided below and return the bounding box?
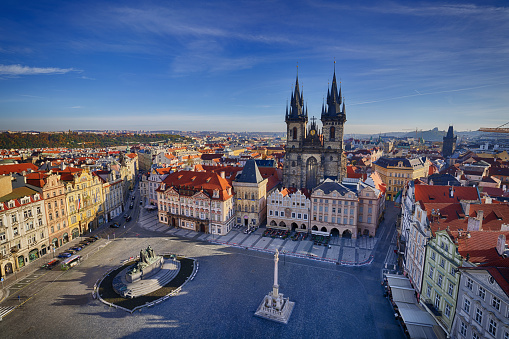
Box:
[4,262,13,275]
[71,228,79,239]
[279,221,286,228]
[291,223,298,231]
[342,229,352,238]
[63,233,69,243]
[320,227,328,233]
[312,225,318,231]
[301,224,306,230]
[331,228,340,237]
[270,220,277,227]
[29,249,39,262]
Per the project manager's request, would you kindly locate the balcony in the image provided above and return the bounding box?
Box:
[423,300,442,317]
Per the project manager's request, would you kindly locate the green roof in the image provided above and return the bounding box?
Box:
[0,186,38,203]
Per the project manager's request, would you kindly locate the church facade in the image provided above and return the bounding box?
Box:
[283,67,347,190]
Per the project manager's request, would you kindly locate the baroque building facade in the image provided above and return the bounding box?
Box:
[283,67,347,190]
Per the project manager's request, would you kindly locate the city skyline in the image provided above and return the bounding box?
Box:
[1,1,508,134]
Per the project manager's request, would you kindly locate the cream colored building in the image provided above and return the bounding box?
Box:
[373,157,430,201]
[0,175,49,278]
[157,171,235,235]
[267,188,310,231]
[233,160,268,228]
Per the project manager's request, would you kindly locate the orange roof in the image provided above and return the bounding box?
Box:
[0,163,38,175]
[160,170,232,201]
[415,185,479,203]
[126,153,137,159]
[453,230,509,265]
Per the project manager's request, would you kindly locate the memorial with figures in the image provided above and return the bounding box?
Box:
[111,245,181,298]
[255,249,295,324]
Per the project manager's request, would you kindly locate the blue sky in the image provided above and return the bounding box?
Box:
[1,0,508,134]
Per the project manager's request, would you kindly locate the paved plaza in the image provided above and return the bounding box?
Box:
[138,208,378,266]
[0,201,404,339]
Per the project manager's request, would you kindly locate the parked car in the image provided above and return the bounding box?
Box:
[65,249,77,254]
[132,196,135,200]
[57,252,72,258]
[110,222,120,228]
[129,204,134,209]
[123,214,129,218]
[86,236,98,242]
[126,216,132,222]
[70,246,83,251]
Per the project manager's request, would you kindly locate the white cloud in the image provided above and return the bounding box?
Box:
[0,64,78,76]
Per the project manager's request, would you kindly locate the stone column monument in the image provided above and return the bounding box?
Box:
[255,249,295,324]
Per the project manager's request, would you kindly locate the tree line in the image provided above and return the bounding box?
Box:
[0,132,190,149]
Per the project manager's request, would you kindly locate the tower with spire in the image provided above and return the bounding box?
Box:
[283,63,347,190]
[442,125,457,158]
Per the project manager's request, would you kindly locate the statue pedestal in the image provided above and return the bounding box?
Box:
[255,290,295,324]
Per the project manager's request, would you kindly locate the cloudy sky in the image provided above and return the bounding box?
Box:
[0,0,508,134]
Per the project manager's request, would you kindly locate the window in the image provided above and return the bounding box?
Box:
[431,251,436,260]
[492,296,501,311]
[478,286,486,300]
[434,294,440,309]
[426,284,431,298]
[429,266,434,279]
[475,308,483,324]
[440,258,445,268]
[13,227,18,236]
[466,278,473,290]
[463,298,470,314]
[444,303,451,318]
[280,211,284,217]
[437,274,443,287]
[297,213,301,219]
[450,266,456,276]
[269,210,273,216]
[460,321,467,336]
[0,232,5,242]
[448,283,454,296]
[488,318,497,336]
[291,212,295,218]
[303,214,307,220]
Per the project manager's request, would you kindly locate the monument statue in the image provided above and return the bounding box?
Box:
[255,249,295,324]
[126,245,164,283]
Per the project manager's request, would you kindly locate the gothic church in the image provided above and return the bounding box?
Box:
[283,67,347,189]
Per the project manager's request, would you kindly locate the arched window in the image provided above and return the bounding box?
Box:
[330,126,335,141]
[293,127,297,140]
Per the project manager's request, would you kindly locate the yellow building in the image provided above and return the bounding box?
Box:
[56,168,104,239]
[373,157,430,201]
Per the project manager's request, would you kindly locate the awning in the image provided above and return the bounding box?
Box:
[406,324,439,339]
[386,274,413,289]
[396,302,436,327]
[391,287,416,304]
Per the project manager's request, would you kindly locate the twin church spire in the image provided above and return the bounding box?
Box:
[286,63,347,124]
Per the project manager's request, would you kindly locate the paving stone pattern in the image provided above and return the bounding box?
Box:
[138,208,377,265]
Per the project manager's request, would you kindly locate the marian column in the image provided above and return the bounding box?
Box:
[273,249,279,296]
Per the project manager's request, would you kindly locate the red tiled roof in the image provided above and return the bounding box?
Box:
[0,163,38,175]
[159,170,232,201]
[453,231,509,265]
[415,184,479,203]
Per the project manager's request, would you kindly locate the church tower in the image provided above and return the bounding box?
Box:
[283,64,347,190]
[321,63,347,181]
[442,125,457,158]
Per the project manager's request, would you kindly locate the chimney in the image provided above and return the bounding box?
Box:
[220,171,225,179]
[449,186,454,198]
[461,201,470,216]
[496,234,509,258]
